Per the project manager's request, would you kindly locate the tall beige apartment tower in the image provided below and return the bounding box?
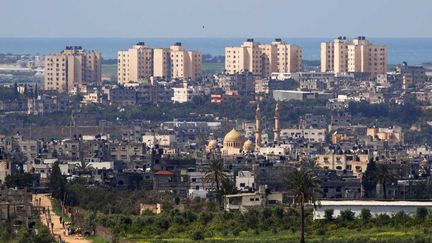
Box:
[44,46,101,93]
[153,42,202,80]
[117,42,153,84]
[225,38,302,77]
[321,36,387,76]
[118,42,202,84]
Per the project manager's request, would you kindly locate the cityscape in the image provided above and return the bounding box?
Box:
[2,1,432,243]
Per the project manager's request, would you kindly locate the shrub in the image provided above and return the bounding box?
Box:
[339,209,355,221]
[324,208,334,221]
[360,208,372,221]
[416,207,428,221]
[375,214,391,225]
[199,212,214,225]
[191,230,205,241]
[232,228,240,236]
[275,206,284,219]
[317,228,326,236]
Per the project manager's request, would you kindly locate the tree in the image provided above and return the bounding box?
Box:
[219,178,238,196]
[324,208,334,221]
[416,207,428,221]
[203,160,228,205]
[360,208,372,221]
[362,159,377,198]
[49,161,66,200]
[285,167,321,243]
[339,209,355,221]
[4,173,33,188]
[375,163,396,199]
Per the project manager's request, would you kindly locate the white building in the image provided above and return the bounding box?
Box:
[224,186,283,212]
[171,82,202,103]
[236,171,255,192]
[187,171,212,199]
[281,128,326,142]
[142,134,176,147]
[314,200,432,219]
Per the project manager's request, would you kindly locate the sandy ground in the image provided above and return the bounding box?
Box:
[33,194,91,243]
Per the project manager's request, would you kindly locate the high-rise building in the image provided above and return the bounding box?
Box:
[321,36,387,76]
[117,42,153,85]
[44,46,101,93]
[225,38,302,77]
[154,42,202,81]
[118,42,202,84]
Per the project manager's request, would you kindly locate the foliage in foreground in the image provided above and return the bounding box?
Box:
[95,205,432,242]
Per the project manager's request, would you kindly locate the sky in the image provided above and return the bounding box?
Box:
[2,0,432,38]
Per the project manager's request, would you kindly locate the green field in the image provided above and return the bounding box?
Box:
[202,63,224,75]
[120,225,431,243]
[102,64,117,77]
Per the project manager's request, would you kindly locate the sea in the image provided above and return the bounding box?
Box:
[1,37,432,65]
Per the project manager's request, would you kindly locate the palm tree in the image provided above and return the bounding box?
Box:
[285,167,321,243]
[203,159,228,204]
[375,163,396,199]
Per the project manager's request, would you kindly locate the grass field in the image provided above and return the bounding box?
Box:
[120,225,431,243]
[202,63,224,75]
[102,64,117,77]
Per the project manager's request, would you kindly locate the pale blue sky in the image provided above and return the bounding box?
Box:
[2,0,431,37]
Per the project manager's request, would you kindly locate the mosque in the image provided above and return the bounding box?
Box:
[206,103,281,156]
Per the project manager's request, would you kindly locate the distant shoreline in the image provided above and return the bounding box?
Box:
[1,37,432,64]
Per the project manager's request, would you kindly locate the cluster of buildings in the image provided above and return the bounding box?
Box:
[1,36,432,214]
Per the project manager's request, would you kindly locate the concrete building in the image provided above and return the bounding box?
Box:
[236,171,255,192]
[44,46,101,93]
[171,82,202,103]
[321,36,387,77]
[117,42,153,84]
[314,200,432,220]
[118,42,202,84]
[154,42,202,81]
[281,128,326,142]
[273,90,332,102]
[224,186,283,212]
[225,39,302,77]
[142,134,176,148]
[316,153,370,177]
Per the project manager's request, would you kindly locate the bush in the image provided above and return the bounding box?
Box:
[232,228,240,236]
[416,207,428,221]
[339,209,355,221]
[191,230,205,241]
[360,208,372,221]
[317,228,326,236]
[324,208,334,221]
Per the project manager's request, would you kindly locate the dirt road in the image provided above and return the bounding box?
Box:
[33,194,91,243]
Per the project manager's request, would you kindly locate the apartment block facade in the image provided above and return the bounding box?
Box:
[44,46,101,93]
[321,36,387,76]
[118,42,153,85]
[117,42,202,84]
[225,39,302,77]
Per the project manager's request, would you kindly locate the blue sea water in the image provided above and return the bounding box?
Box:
[0,37,431,65]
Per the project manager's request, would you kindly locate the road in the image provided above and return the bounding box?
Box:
[33,194,91,243]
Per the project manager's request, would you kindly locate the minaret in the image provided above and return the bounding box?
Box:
[273,103,281,143]
[254,104,262,152]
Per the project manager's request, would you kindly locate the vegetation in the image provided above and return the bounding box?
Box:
[0,216,54,243]
[93,205,432,242]
[284,167,321,243]
[49,161,67,200]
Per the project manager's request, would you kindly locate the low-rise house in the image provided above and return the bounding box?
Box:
[224,185,283,212]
